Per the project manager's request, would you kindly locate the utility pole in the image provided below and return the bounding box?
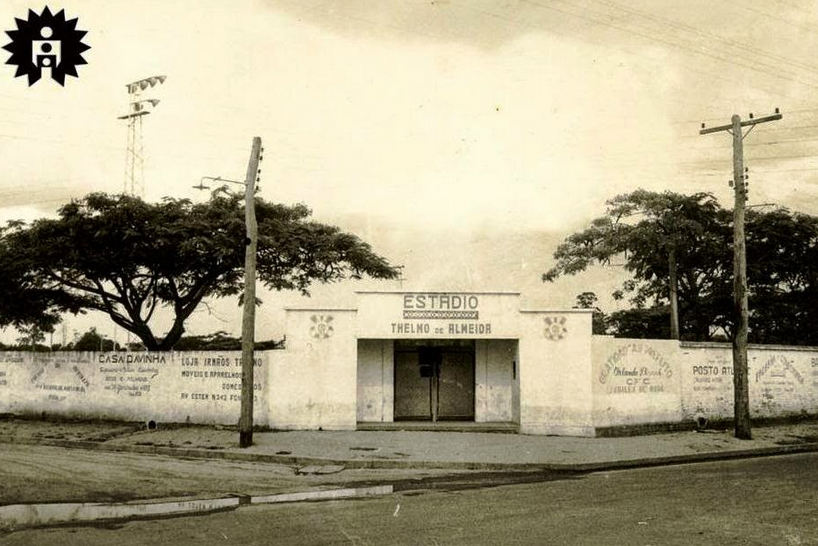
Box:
[239,137,262,448]
[195,137,263,448]
[699,109,782,440]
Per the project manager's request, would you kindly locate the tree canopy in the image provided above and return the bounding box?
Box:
[0,192,400,350]
[571,291,608,335]
[72,327,122,352]
[744,208,818,344]
[171,331,284,351]
[545,190,818,345]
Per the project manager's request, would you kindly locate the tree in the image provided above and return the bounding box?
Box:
[14,324,46,351]
[606,306,670,339]
[545,191,818,346]
[173,330,284,351]
[0,192,400,350]
[572,292,608,335]
[0,221,82,335]
[544,190,730,341]
[744,208,818,345]
[72,327,121,352]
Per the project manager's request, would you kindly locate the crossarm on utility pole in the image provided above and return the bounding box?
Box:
[699,112,782,135]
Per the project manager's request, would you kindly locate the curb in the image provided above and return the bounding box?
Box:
[562,443,818,472]
[0,497,241,531]
[0,486,395,531]
[3,436,818,472]
[251,485,393,504]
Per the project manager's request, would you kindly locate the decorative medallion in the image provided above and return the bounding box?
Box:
[309,314,334,340]
[543,316,567,341]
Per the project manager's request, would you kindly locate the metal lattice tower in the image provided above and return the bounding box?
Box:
[122,107,145,197]
[118,75,167,197]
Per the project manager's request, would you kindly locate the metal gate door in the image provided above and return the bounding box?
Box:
[437,350,475,420]
[394,344,475,421]
[393,350,430,420]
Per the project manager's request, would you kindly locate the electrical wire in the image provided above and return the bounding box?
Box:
[517,0,818,93]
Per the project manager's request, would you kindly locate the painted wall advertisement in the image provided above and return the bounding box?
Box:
[597,341,674,395]
[0,351,270,425]
[684,348,817,419]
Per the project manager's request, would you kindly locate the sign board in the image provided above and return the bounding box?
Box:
[356,291,520,339]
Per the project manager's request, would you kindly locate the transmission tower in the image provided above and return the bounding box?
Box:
[118,75,167,197]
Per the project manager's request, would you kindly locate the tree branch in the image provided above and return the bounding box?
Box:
[47,271,117,301]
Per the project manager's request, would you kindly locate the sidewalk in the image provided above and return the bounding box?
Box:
[3,416,817,471]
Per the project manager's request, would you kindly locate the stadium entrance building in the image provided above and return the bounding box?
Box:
[282,291,594,436]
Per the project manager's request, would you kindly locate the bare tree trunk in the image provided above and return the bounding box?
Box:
[157,319,187,351]
[668,246,680,340]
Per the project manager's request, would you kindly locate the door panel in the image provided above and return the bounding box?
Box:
[394,344,475,421]
[394,351,430,419]
[437,351,475,419]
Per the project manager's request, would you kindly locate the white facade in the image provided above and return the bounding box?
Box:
[285,291,595,435]
[0,290,816,436]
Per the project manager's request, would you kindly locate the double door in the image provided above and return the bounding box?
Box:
[394,343,475,421]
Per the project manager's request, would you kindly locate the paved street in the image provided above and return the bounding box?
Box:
[3,453,817,545]
[0,443,463,505]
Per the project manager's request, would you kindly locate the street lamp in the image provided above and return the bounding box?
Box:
[194,175,246,191]
[195,137,263,448]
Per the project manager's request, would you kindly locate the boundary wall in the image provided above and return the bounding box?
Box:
[1,335,815,434]
[0,351,272,426]
[593,336,818,431]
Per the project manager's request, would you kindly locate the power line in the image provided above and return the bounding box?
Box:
[0,132,124,151]
[724,0,818,34]
[746,136,818,147]
[467,2,756,99]
[769,0,814,15]
[738,166,818,174]
[591,0,818,76]
[519,0,818,93]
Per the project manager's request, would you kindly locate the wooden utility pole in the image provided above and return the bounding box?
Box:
[699,110,782,440]
[239,137,262,448]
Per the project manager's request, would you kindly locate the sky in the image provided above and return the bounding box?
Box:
[2,0,818,344]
